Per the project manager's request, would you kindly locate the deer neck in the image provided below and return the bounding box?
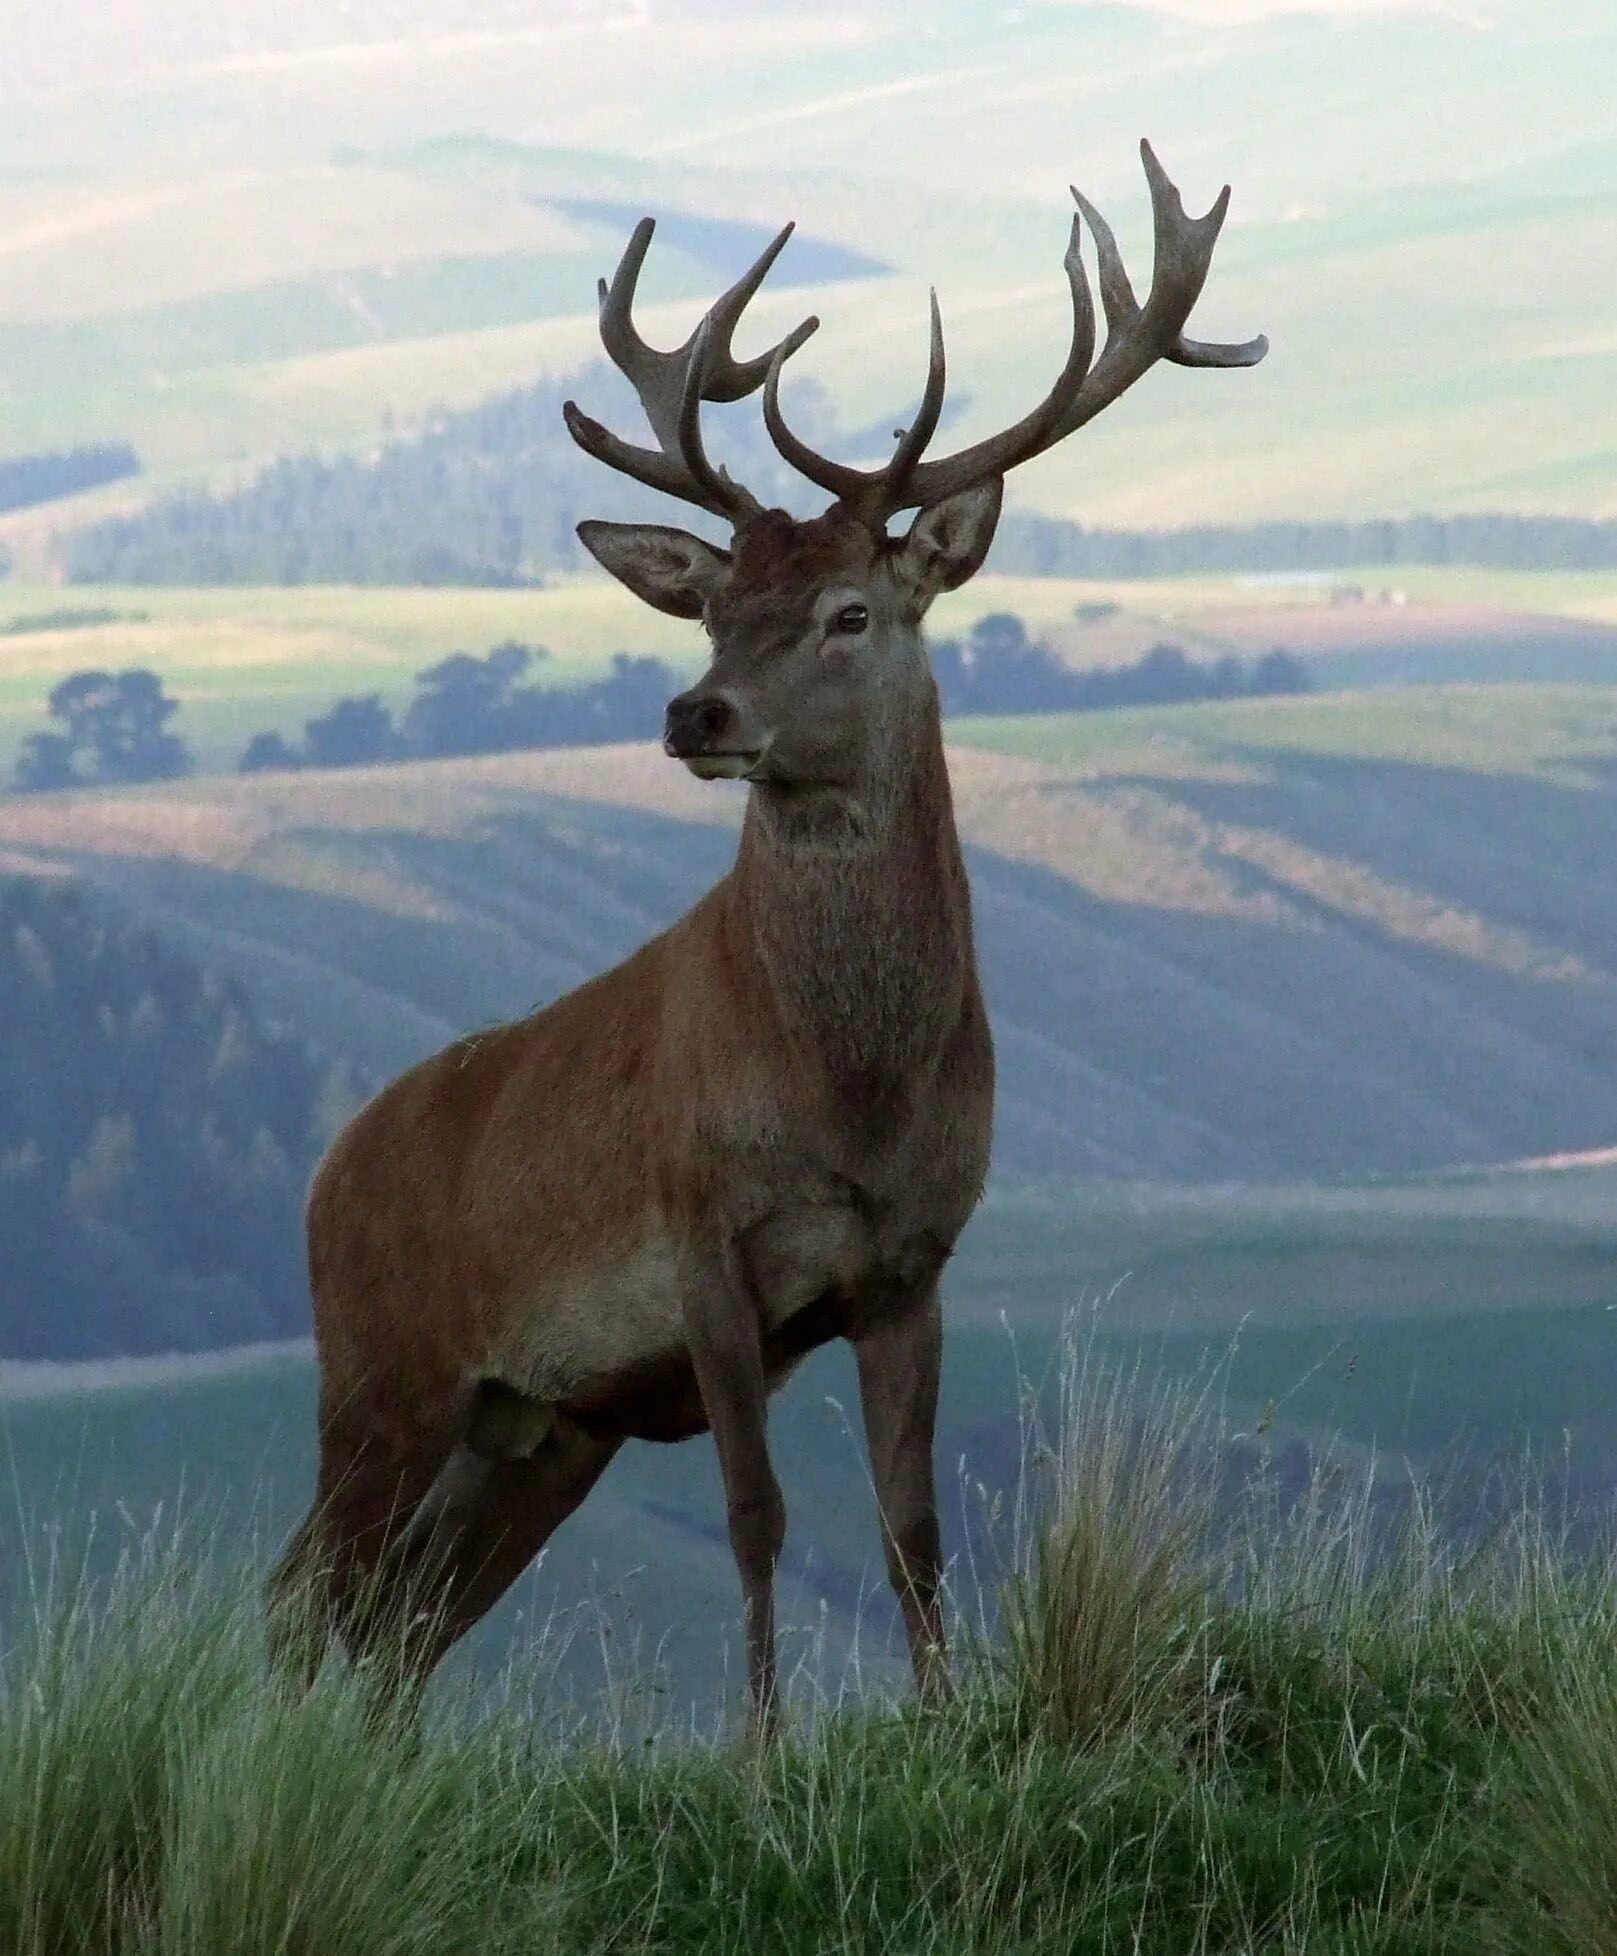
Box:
[729,695,974,1093]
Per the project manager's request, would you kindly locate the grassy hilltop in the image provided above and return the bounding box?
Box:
[5,1361,1617,1955]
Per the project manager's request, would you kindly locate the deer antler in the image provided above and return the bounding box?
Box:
[762,140,1268,529]
[563,218,821,522]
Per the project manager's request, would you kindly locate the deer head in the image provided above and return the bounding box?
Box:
[567,142,1267,794]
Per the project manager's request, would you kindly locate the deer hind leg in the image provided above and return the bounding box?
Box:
[399,1378,558,1558]
[391,1409,621,1686]
[265,1411,446,1702]
[268,1381,617,1707]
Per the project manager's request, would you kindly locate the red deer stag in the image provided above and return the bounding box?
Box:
[267,140,1265,1728]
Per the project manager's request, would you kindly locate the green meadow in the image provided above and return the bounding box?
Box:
[951,680,1617,782]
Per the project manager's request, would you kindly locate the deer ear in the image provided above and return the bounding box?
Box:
[892,481,1004,610]
[577,520,731,620]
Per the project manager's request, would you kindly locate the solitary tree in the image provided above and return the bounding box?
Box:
[12,668,190,792]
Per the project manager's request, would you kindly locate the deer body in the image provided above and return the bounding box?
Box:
[269,146,1263,1725]
[309,688,988,1452]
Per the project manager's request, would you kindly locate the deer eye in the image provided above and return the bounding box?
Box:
[833,603,869,636]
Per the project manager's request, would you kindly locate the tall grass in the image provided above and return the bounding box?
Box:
[4,1340,1617,1952]
[996,1353,1210,1748]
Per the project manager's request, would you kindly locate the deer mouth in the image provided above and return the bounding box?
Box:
[680,750,762,782]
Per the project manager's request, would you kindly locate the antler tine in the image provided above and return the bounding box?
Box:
[762,346,873,506]
[595,216,658,395]
[899,210,1098,513]
[786,142,1264,526]
[1046,139,1267,434]
[764,211,1099,527]
[565,217,820,523]
[885,290,948,502]
[700,223,811,401]
[762,284,957,525]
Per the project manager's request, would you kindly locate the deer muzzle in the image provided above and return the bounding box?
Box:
[663,688,761,780]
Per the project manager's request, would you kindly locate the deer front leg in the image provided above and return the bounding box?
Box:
[682,1242,787,1735]
[853,1283,950,1704]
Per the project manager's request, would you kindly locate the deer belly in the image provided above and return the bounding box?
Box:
[504,1239,685,1403]
[496,1206,880,1442]
[504,1239,714,1443]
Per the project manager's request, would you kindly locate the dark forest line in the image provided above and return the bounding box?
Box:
[47,367,1617,586]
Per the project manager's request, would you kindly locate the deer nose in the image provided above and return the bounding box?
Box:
[664,691,734,756]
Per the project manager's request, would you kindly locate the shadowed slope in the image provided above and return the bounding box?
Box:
[2,693,1616,1180]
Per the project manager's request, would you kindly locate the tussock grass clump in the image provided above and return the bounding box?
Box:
[1498,1582,1617,1956]
[5,1348,1617,1952]
[0,1536,556,1956]
[997,1356,1210,1749]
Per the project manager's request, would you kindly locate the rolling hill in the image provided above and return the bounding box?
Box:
[2,684,1616,1186]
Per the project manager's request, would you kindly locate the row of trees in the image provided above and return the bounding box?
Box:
[239,645,686,772]
[55,360,1617,585]
[6,619,1309,792]
[932,615,1308,715]
[993,510,1617,577]
[238,620,1307,778]
[0,876,360,1358]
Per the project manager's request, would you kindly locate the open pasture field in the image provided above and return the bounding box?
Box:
[951,680,1617,784]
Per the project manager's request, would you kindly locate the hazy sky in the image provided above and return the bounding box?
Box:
[1,0,1492,95]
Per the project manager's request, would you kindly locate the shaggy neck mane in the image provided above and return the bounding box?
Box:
[728,695,973,1091]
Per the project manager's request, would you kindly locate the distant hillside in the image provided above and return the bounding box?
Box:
[1,3,1613,540]
[59,363,1617,587]
[60,362,873,586]
[2,685,1616,1196]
